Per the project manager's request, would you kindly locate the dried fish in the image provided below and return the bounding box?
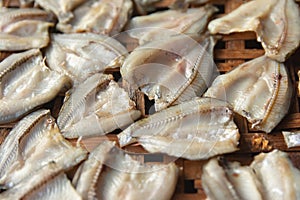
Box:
[126,5,217,44]
[132,0,161,14]
[224,162,263,200]
[202,158,240,200]
[0,7,54,51]
[74,140,178,200]
[0,49,70,124]
[118,97,240,160]
[57,73,141,139]
[0,162,81,200]
[204,56,292,133]
[170,0,211,9]
[73,141,115,199]
[57,0,133,35]
[208,0,300,62]
[45,33,128,85]
[282,131,300,148]
[35,0,86,23]
[121,34,217,111]
[0,109,87,189]
[250,150,300,200]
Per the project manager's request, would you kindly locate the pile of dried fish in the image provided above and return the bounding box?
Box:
[0,0,299,199]
[202,150,300,200]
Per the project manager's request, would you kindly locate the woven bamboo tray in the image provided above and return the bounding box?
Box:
[1,0,300,199]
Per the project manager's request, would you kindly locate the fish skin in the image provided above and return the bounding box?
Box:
[0,7,54,51]
[57,0,133,36]
[0,49,71,124]
[224,162,264,200]
[73,140,115,199]
[282,131,300,148]
[0,162,82,200]
[0,109,87,190]
[250,150,300,200]
[204,56,292,133]
[202,158,240,200]
[74,141,178,200]
[208,0,300,62]
[35,0,86,23]
[118,97,240,160]
[121,34,217,112]
[126,5,217,45]
[57,73,141,139]
[45,33,128,85]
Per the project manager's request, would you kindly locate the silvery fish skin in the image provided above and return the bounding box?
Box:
[204,56,292,133]
[118,98,240,160]
[74,141,178,200]
[35,0,86,23]
[224,162,264,200]
[45,33,128,85]
[57,0,132,36]
[0,8,54,51]
[250,150,300,200]
[132,0,161,14]
[0,49,70,124]
[0,109,87,189]
[202,158,240,200]
[121,34,217,111]
[126,5,217,44]
[57,73,141,139]
[282,131,300,148]
[0,162,82,200]
[73,141,115,199]
[208,0,300,62]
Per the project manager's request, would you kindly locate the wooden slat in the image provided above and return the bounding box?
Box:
[239,132,300,153]
[173,193,207,200]
[276,113,300,130]
[222,32,257,41]
[183,160,204,179]
[215,49,265,59]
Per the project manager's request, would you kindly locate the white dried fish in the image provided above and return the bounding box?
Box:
[170,0,211,9]
[126,5,217,44]
[121,34,217,111]
[35,0,86,23]
[0,162,82,200]
[45,33,128,85]
[202,158,240,200]
[74,141,178,200]
[0,49,70,124]
[250,150,300,200]
[282,131,300,148]
[57,73,141,139]
[118,98,240,160]
[57,0,132,35]
[73,141,115,199]
[204,56,292,133]
[224,162,263,200]
[132,0,161,14]
[0,109,87,189]
[0,7,54,51]
[208,0,300,62]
